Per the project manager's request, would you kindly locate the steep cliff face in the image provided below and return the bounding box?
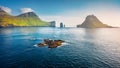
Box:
[77,15,112,28]
[0,8,50,27]
[49,21,56,27]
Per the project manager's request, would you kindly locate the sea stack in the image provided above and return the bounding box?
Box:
[64,24,65,27]
[49,21,56,27]
[60,22,63,28]
[77,15,112,28]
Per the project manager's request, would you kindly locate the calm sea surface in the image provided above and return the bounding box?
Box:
[0,27,120,68]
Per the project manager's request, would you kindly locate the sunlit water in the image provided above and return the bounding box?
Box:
[0,27,120,68]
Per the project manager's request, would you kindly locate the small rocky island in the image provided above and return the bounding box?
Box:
[37,39,65,48]
[77,15,113,28]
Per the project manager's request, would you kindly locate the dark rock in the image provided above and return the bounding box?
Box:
[60,22,63,28]
[37,43,46,47]
[37,39,65,48]
[49,21,56,27]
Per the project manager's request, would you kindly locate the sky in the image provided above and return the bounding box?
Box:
[0,0,120,27]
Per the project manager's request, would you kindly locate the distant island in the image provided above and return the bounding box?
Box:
[0,8,55,27]
[0,7,115,28]
[77,15,113,28]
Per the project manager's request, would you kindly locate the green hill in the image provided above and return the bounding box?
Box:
[77,15,112,28]
[0,8,50,27]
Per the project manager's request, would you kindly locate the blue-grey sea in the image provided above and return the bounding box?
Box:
[0,27,120,68]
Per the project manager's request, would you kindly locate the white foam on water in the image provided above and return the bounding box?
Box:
[57,42,69,48]
[33,42,69,48]
[62,42,69,45]
[34,44,38,47]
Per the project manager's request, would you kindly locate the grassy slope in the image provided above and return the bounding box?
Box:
[77,15,112,28]
[0,12,50,27]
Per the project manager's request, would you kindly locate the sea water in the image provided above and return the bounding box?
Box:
[0,27,120,68]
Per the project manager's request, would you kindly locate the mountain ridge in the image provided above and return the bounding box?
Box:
[0,8,50,27]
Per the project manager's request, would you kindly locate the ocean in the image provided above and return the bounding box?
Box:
[0,27,120,68]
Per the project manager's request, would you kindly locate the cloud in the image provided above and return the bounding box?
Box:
[20,8,34,13]
[0,6,12,14]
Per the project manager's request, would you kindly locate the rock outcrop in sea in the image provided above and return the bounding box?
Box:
[37,39,65,48]
[60,22,64,28]
[49,21,56,27]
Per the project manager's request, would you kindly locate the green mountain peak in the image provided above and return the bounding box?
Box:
[0,9,50,27]
[77,15,112,28]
